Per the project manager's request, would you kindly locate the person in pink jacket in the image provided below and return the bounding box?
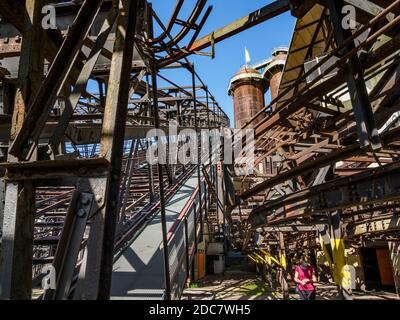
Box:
[294,254,317,300]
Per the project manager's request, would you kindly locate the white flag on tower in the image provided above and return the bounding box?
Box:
[245,47,251,65]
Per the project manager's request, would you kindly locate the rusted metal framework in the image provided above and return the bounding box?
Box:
[0,0,399,301]
[0,0,231,300]
[227,0,400,299]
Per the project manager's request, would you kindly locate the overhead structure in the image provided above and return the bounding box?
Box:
[0,0,229,300]
[0,0,399,301]
[227,0,400,299]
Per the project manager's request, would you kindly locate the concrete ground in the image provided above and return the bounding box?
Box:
[182,274,400,300]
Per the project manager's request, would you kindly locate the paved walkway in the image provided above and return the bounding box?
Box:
[182,274,400,300]
[111,172,198,300]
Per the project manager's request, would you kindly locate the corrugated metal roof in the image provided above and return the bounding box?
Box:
[277,4,331,108]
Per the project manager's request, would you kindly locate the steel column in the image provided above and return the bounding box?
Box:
[9,0,104,160]
[49,4,119,154]
[191,64,204,242]
[0,0,43,300]
[147,2,172,301]
[44,190,94,300]
[326,0,381,150]
[74,0,139,300]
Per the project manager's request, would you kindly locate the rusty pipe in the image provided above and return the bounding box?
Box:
[147,0,184,44]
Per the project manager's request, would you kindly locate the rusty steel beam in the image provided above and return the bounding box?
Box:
[8,0,104,160]
[238,0,400,139]
[49,5,119,154]
[248,161,400,229]
[0,0,230,302]
[155,0,208,53]
[147,0,184,44]
[0,0,43,300]
[0,0,29,32]
[240,127,400,200]
[0,0,84,82]
[146,1,172,299]
[326,0,382,150]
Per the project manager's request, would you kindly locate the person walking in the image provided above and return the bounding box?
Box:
[294,254,317,300]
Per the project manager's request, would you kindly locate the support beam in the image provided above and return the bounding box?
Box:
[49,4,119,154]
[241,127,399,200]
[248,160,400,228]
[8,0,104,160]
[328,211,353,299]
[191,64,204,242]
[326,0,382,150]
[344,0,395,22]
[0,0,43,300]
[44,191,93,300]
[0,0,81,82]
[147,2,172,301]
[74,0,139,300]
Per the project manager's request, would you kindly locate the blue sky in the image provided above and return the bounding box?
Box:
[151,0,296,123]
[87,1,296,124]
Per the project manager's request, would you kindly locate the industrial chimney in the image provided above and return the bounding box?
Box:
[263,47,287,111]
[228,48,287,129]
[228,66,267,129]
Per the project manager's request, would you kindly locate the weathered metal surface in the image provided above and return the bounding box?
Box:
[78,0,140,300]
[8,0,104,160]
[0,0,43,300]
[248,161,400,228]
[49,5,119,154]
[0,0,399,301]
[43,191,93,300]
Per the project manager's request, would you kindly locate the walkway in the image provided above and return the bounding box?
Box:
[182,274,400,300]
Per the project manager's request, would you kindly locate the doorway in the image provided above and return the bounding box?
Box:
[361,247,395,291]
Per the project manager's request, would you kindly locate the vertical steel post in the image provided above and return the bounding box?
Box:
[147,3,171,300]
[205,88,211,222]
[326,0,381,150]
[388,242,400,297]
[191,64,203,243]
[146,138,156,202]
[184,218,191,280]
[74,0,139,300]
[279,232,289,300]
[0,0,43,300]
[97,0,139,299]
[8,0,104,160]
[150,57,172,301]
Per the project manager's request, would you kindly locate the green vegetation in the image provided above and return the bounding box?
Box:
[214,279,279,299]
[239,282,271,297]
[189,283,199,289]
